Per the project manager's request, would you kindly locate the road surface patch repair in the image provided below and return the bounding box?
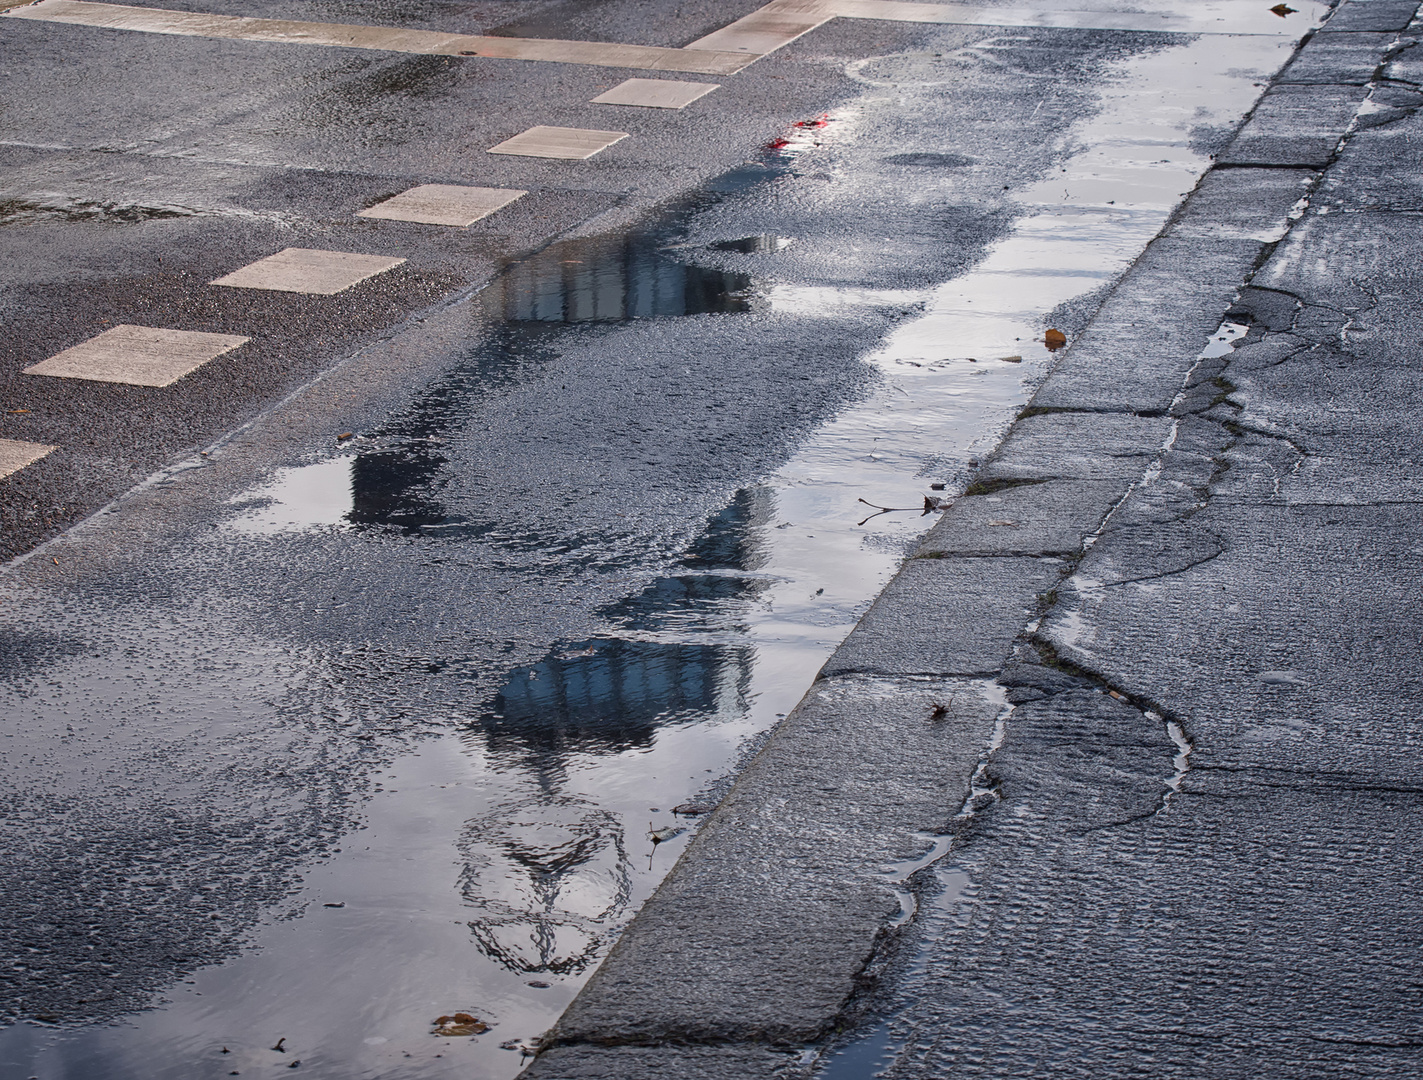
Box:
[356,184,528,227]
[486,126,631,160]
[591,78,721,110]
[22,324,250,387]
[209,248,407,296]
[0,439,55,480]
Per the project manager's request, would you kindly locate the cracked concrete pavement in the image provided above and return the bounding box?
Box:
[524,1,1423,1075]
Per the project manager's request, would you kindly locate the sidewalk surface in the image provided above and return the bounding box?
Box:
[526,1,1423,1076]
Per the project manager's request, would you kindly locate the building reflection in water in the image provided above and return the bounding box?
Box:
[460,489,774,975]
[482,231,754,323]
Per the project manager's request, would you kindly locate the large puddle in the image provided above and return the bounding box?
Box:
[2,14,1309,1080]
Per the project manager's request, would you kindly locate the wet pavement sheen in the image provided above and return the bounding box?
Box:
[0,4,1320,1079]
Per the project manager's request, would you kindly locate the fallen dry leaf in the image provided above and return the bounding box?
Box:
[1270,3,1296,16]
[434,1012,489,1037]
[1044,329,1067,351]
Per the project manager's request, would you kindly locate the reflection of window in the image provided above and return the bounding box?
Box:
[457,799,630,975]
[489,234,753,323]
[478,639,754,775]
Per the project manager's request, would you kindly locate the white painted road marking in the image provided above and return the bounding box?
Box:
[488,126,629,160]
[0,438,57,480]
[24,325,250,387]
[592,78,720,110]
[211,248,405,295]
[3,0,756,73]
[356,185,527,227]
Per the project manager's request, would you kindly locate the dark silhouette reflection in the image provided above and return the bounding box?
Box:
[457,798,631,975]
[347,447,446,532]
[484,232,753,323]
[339,157,792,537]
[344,323,568,536]
[708,234,792,253]
[604,487,776,632]
[682,487,773,571]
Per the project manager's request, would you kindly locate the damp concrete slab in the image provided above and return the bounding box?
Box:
[591,77,720,109]
[818,556,1062,679]
[529,677,1001,1056]
[1312,94,1423,211]
[0,438,56,480]
[1162,166,1311,241]
[915,480,1127,558]
[1316,0,1420,32]
[355,184,527,227]
[1276,29,1394,83]
[529,1044,799,1079]
[210,248,405,295]
[1215,83,1369,167]
[976,411,1172,485]
[1027,237,1271,415]
[22,325,249,387]
[487,126,630,160]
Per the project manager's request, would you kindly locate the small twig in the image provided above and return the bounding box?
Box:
[856,498,920,525]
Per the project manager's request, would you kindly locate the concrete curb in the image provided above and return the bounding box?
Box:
[523,3,1419,1075]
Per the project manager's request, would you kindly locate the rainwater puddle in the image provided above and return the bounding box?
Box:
[223,455,355,535]
[4,17,1310,1080]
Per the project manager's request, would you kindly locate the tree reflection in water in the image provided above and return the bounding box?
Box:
[458,798,631,976]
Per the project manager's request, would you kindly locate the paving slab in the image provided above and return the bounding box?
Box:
[355,184,527,227]
[1276,29,1395,82]
[0,438,56,480]
[1161,166,1311,241]
[1313,90,1423,210]
[819,557,1061,678]
[1215,83,1369,167]
[591,78,719,109]
[22,324,249,387]
[209,248,405,295]
[1027,238,1268,415]
[529,677,1002,1058]
[530,1045,800,1079]
[1317,0,1420,32]
[487,126,630,160]
[915,479,1126,558]
[975,411,1172,485]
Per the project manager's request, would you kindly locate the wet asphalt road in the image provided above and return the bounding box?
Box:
[507,4,1423,1078]
[0,1,1332,1078]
